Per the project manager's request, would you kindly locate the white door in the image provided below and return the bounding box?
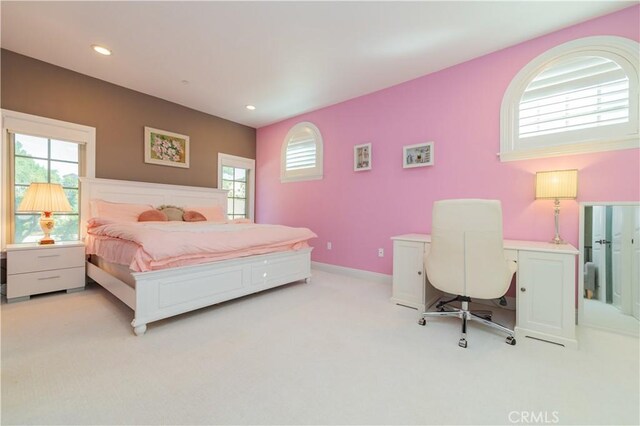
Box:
[612,207,624,310]
[592,206,607,302]
[631,207,640,320]
[612,206,633,314]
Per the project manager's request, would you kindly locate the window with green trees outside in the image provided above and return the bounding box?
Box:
[13,133,80,243]
[221,165,248,219]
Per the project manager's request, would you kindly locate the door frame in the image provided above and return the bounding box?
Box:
[578,201,639,332]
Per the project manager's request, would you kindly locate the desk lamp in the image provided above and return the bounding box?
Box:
[535,169,578,244]
[17,183,73,245]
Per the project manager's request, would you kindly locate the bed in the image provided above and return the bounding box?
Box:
[80,177,314,336]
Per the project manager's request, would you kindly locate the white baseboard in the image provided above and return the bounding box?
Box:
[311,261,392,284]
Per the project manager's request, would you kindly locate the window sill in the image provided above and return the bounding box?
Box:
[280,174,323,183]
[500,136,639,162]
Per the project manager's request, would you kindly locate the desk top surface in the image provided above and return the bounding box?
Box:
[391,233,579,255]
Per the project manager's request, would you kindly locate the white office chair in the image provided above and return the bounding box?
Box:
[418,199,517,348]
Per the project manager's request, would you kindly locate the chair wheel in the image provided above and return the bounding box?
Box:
[506,336,516,346]
[418,318,426,326]
[458,339,468,348]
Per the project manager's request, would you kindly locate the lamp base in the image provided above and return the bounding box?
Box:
[551,199,564,245]
[39,212,56,245]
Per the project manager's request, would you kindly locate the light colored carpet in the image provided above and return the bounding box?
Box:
[582,298,640,337]
[1,269,639,425]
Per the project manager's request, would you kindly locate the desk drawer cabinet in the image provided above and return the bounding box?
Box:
[391,235,441,311]
[7,242,85,302]
[516,250,576,346]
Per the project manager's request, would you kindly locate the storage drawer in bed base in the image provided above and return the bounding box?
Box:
[89,248,313,335]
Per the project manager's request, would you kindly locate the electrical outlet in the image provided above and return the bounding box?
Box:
[378,248,384,257]
[327,242,332,250]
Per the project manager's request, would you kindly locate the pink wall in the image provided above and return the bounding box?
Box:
[256,6,640,275]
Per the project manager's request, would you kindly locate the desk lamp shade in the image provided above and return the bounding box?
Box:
[535,169,578,244]
[18,183,73,245]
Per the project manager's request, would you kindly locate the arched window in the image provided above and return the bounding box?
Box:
[500,36,639,161]
[281,121,323,182]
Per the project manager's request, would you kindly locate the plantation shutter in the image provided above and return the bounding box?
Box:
[519,56,630,139]
[286,132,316,171]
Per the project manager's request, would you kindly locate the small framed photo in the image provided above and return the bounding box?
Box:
[403,142,434,168]
[354,143,372,171]
[144,127,190,168]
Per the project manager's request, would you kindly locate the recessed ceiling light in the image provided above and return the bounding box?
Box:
[246,105,256,110]
[91,44,112,56]
[181,80,189,85]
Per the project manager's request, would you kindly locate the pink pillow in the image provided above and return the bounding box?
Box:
[185,205,226,222]
[138,210,168,222]
[183,211,207,222]
[91,200,154,223]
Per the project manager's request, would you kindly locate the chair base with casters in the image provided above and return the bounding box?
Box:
[432,294,495,320]
[418,296,516,348]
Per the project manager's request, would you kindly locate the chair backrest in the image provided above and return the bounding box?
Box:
[424,199,513,299]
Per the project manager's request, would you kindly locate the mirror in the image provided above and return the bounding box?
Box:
[579,203,640,336]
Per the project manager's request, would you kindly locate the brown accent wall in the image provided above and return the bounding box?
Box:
[1,49,255,188]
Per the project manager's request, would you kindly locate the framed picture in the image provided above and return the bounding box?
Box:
[144,127,190,168]
[354,143,372,171]
[403,142,434,168]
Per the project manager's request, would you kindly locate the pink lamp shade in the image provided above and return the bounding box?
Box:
[17,183,73,245]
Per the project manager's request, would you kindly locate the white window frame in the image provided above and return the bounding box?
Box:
[217,153,255,221]
[500,36,640,162]
[280,121,323,183]
[1,109,96,251]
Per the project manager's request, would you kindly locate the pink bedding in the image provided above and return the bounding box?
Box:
[86,218,317,272]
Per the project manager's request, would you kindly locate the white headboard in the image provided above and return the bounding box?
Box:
[79,177,228,238]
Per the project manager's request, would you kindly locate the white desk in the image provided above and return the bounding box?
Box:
[391,234,579,348]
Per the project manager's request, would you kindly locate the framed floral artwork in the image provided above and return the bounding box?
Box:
[144,127,190,168]
[403,142,434,168]
[354,143,372,171]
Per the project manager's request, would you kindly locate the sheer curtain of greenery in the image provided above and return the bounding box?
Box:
[13,133,80,243]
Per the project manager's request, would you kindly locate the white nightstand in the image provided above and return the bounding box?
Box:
[7,241,86,303]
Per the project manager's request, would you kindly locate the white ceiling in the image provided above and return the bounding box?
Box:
[1,1,635,128]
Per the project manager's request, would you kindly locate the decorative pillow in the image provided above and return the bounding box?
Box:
[158,205,185,221]
[185,205,226,222]
[138,209,168,222]
[183,211,207,222]
[91,199,154,222]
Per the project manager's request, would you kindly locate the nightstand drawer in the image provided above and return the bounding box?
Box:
[8,246,85,274]
[7,267,85,299]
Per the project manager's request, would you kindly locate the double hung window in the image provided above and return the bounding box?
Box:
[12,134,81,243]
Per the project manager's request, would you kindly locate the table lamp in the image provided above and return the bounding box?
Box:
[535,169,578,244]
[17,182,73,245]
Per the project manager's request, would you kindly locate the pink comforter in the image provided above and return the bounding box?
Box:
[86,218,317,272]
